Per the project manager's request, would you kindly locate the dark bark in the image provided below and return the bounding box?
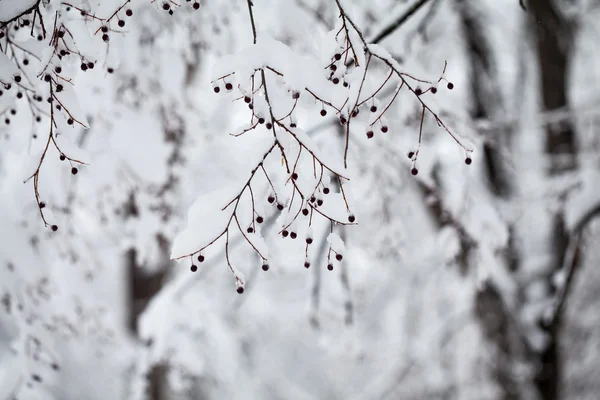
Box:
[526,1,578,399]
[124,191,170,400]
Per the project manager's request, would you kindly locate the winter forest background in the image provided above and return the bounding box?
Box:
[1,0,599,399]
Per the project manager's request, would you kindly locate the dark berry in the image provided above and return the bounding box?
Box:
[190,264,197,272]
[258,117,265,124]
[381,126,388,133]
[126,9,133,16]
[87,62,94,69]
[265,122,272,129]
[415,88,422,95]
[370,106,377,113]
[276,203,284,211]
[67,118,74,125]
[310,196,316,203]
[465,157,472,165]
[14,75,21,83]
[317,199,323,206]
[101,26,109,33]
[56,84,64,92]
[292,91,300,99]
[447,82,454,90]
[323,187,330,194]
[162,3,170,10]
[55,66,62,74]
[213,86,220,93]
[366,131,374,139]
[51,225,58,231]
[291,172,298,180]
[290,123,297,128]
[39,202,46,209]
[118,20,125,27]
[330,64,337,71]
[335,254,343,261]
[244,96,251,103]
[334,53,341,60]
[282,230,289,238]
[256,216,264,224]
[71,167,78,175]
[430,87,437,94]
[348,215,355,223]
[107,67,114,74]
[247,227,254,233]
[304,261,310,268]
[81,63,88,71]
[59,155,66,161]
[306,237,313,244]
[44,74,51,82]
[408,151,414,159]
[236,286,244,294]
[290,232,297,239]
[320,109,327,117]
[327,264,334,271]
[193,2,200,10]
[411,167,418,176]
[23,59,29,65]
[197,254,205,262]
[225,82,233,91]
[102,34,109,42]
[267,195,275,203]
[332,77,339,85]
[302,208,309,216]
[169,10,173,15]
[340,116,347,125]
[262,263,269,271]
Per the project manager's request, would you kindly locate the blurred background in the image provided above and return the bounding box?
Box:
[1,0,600,399]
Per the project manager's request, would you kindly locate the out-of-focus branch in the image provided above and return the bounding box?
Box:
[368,0,431,44]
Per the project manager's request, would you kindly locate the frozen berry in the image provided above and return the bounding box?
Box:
[282,230,289,237]
[317,199,323,206]
[267,195,275,203]
[335,254,343,261]
[225,82,233,91]
[323,187,330,194]
[197,254,205,262]
[213,86,220,93]
[276,203,284,211]
[190,264,197,272]
[348,215,355,223]
[366,131,374,139]
[381,126,388,133]
[447,82,454,90]
[302,208,309,216]
[430,87,437,94]
[51,225,58,231]
[244,96,251,103]
[247,227,254,233]
[407,151,414,159]
[162,3,170,10]
[411,167,418,176]
[370,106,377,113]
[118,20,125,27]
[256,216,264,224]
[334,53,341,60]
[332,77,339,85]
[320,109,327,117]
[327,264,334,271]
[415,88,422,95]
[262,263,269,271]
[236,286,244,294]
[258,117,265,124]
[465,157,472,165]
[265,122,272,129]
[290,232,297,239]
[306,237,313,244]
[59,154,66,161]
[304,261,310,268]
[126,9,133,16]
[71,167,78,175]
[67,118,74,125]
[291,172,298,180]
[39,202,46,209]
